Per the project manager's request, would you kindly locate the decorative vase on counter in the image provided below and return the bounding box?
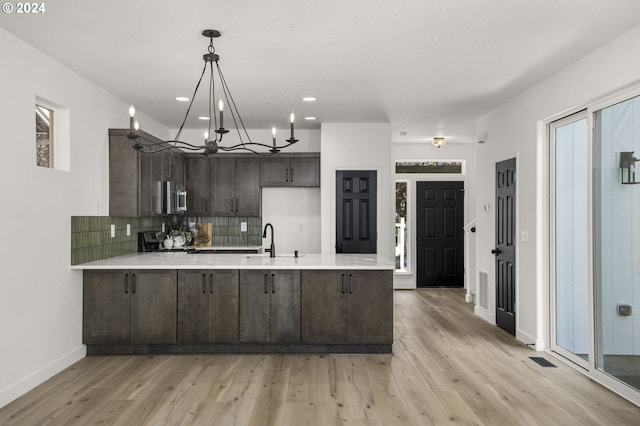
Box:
[163,238,174,249]
[173,235,185,247]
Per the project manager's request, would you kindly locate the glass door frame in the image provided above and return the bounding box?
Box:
[547,86,640,406]
[549,109,591,370]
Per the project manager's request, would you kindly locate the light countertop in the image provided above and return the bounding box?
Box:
[71,252,395,270]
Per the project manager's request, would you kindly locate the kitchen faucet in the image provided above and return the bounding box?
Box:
[263,223,275,258]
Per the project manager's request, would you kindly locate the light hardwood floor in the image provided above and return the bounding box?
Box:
[2,289,639,425]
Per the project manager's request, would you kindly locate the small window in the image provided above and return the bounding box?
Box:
[395,161,463,174]
[395,180,408,272]
[36,104,54,168]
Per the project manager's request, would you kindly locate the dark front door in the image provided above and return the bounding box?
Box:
[416,181,464,287]
[495,158,516,335]
[336,170,377,253]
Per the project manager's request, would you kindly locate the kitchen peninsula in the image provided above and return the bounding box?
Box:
[72,253,394,355]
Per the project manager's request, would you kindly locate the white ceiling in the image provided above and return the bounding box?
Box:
[2,0,640,143]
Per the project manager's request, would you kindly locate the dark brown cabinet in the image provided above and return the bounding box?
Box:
[177,269,239,343]
[260,154,320,187]
[301,270,393,344]
[239,269,301,343]
[83,269,177,344]
[109,129,185,217]
[210,156,261,216]
[186,156,209,215]
[82,267,391,354]
[162,150,186,184]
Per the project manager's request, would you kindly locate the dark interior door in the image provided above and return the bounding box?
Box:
[416,181,464,287]
[336,171,377,253]
[495,158,516,335]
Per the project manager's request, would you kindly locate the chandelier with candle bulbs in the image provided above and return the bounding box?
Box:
[126,29,298,156]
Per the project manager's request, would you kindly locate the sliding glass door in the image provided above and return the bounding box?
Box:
[594,94,640,392]
[550,111,589,368]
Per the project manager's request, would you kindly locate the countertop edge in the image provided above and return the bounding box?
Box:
[70,253,395,271]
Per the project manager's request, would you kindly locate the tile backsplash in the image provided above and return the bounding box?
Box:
[71,215,262,265]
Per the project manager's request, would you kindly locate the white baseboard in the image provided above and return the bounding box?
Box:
[0,345,86,409]
[516,329,538,349]
[393,274,415,289]
[474,305,494,324]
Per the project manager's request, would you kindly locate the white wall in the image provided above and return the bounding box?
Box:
[0,27,168,408]
[391,142,478,289]
[261,188,321,254]
[320,123,392,259]
[475,23,640,348]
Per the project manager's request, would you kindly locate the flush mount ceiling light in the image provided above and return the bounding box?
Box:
[432,137,446,148]
[127,29,298,156]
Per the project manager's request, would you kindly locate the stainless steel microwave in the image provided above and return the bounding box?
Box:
[158,180,187,215]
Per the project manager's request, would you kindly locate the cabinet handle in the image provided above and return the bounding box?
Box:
[348,274,353,294]
[271,273,276,294]
[285,168,289,182]
[264,274,269,294]
[132,273,137,294]
[124,273,129,294]
[235,198,239,213]
[209,273,214,294]
[230,199,234,213]
[341,273,346,294]
[290,168,294,182]
[201,273,206,294]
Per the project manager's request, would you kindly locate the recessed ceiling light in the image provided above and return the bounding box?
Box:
[198,116,210,120]
[175,96,189,102]
[304,116,316,120]
[302,97,316,102]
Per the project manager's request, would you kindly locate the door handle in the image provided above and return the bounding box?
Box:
[131,273,137,294]
[491,248,502,255]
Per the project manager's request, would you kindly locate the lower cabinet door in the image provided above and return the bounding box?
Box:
[130,270,177,343]
[210,270,239,343]
[239,270,271,342]
[301,270,347,343]
[178,270,239,343]
[347,270,393,344]
[178,270,210,343]
[270,270,301,342]
[83,270,131,343]
[239,270,301,343]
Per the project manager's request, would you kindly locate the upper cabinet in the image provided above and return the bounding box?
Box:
[260,154,320,187]
[210,156,261,216]
[186,154,262,217]
[185,156,209,216]
[109,129,186,217]
[186,153,321,216]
